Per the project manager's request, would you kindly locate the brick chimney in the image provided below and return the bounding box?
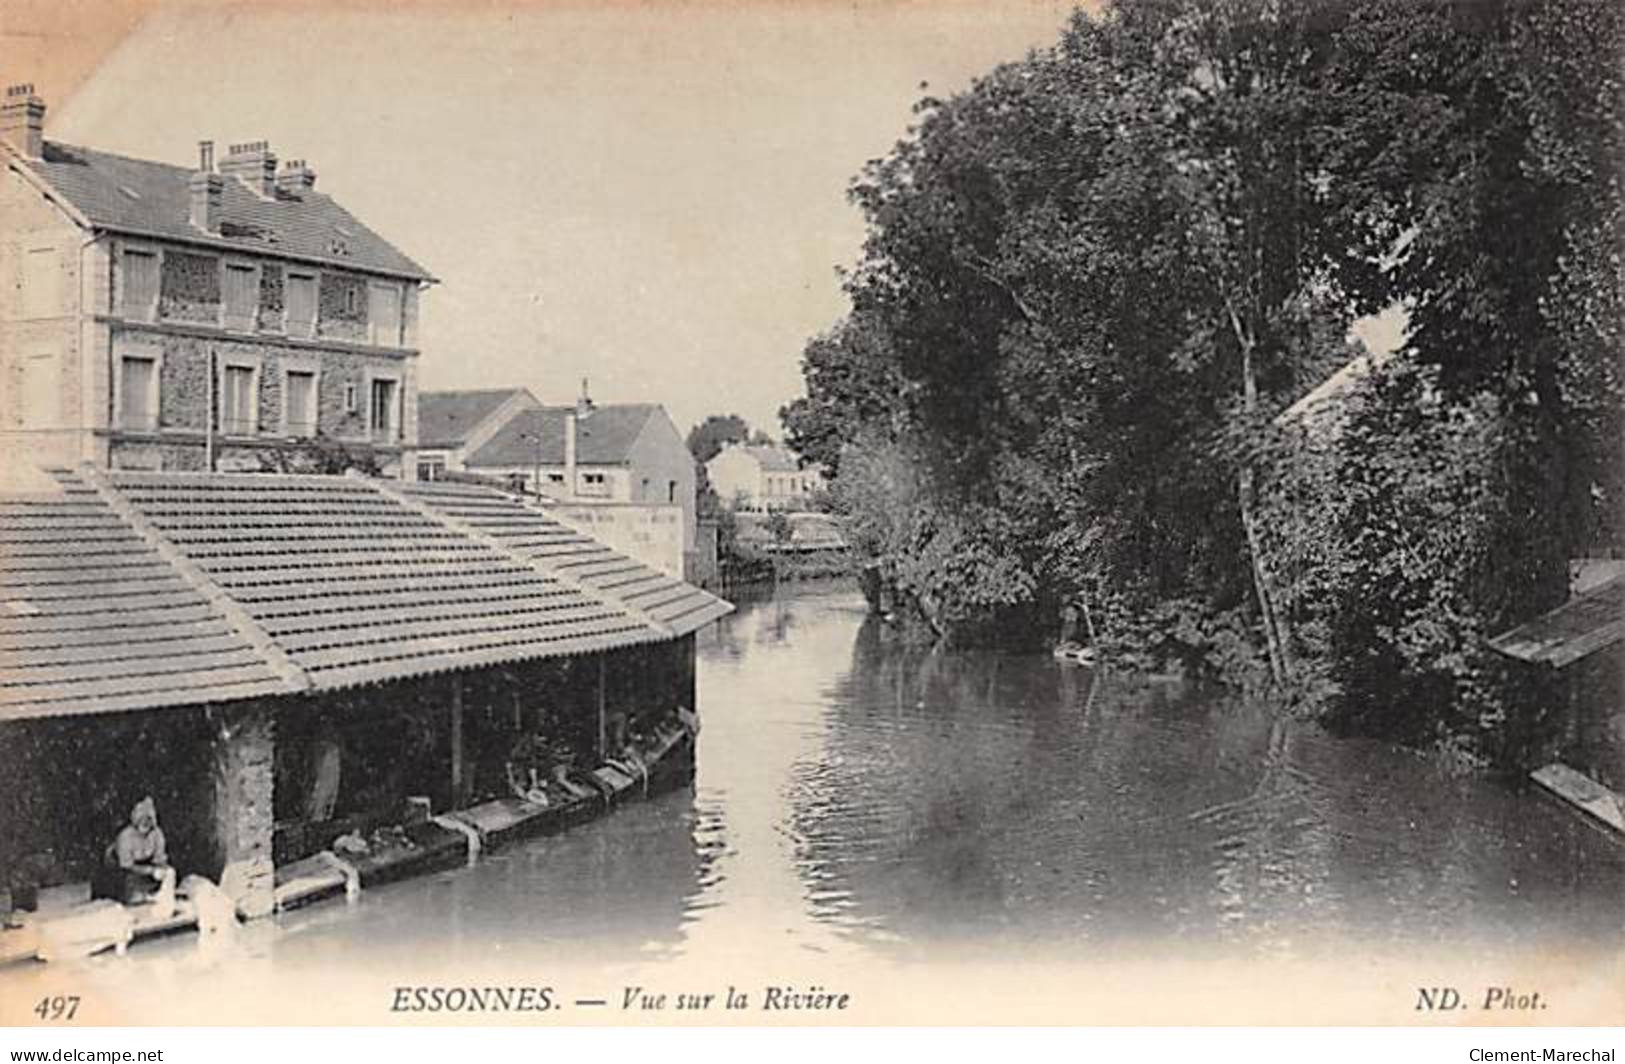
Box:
[0,83,45,158]
[220,140,277,197]
[276,158,317,196]
[190,140,224,234]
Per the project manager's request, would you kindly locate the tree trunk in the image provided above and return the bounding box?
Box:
[1229,300,1292,687]
[1240,467,1289,685]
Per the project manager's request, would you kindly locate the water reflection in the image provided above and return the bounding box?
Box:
[706,586,1624,962]
[14,583,1622,1006]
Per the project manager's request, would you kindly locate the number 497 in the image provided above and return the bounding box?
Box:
[34,995,80,1021]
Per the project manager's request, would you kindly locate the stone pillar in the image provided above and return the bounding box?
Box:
[209,703,275,920]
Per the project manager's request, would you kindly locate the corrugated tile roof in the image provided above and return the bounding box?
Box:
[0,472,292,720]
[468,404,660,468]
[399,480,733,636]
[418,389,531,449]
[14,142,431,281]
[108,472,663,691]
[0,470,731,721]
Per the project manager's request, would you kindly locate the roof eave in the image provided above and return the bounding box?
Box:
[4,150,96,230]
[89,221,437,282]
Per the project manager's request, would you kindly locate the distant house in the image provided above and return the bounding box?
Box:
[706,441,824,512]
[0,84,434,476]
[417,389,698,571]
[1276,348,1399,433]
[415,387,540,481]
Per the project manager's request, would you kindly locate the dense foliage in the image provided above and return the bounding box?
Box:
[686,414,752,466]
[791,0,1623,753]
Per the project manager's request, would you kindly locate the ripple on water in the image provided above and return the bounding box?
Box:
[147,587,1625,977]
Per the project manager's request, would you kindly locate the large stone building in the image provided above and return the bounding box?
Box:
[0,84,432,477]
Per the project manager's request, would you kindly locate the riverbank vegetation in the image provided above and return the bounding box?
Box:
[783,0,1622,758]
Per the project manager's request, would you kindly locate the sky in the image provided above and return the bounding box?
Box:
[15,0,1081,436]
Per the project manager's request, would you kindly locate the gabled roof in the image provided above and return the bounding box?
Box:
[712,444,803,473]
[1488,574,1625,669]
[0,471,294,719]
[1277,349,1396,427]
[0,470,731,721]
[10,141,432,281]
[468,404,663,468]
[418,388,532,449]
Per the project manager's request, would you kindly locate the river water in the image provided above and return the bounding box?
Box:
[10,583,1622,1020]
[263,583,1622,962]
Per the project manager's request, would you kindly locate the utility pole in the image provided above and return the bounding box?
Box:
[205,347,216,472]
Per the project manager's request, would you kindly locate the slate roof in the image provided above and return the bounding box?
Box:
[11,141,432,281]
[0,470,731,721]
[418,389,531,449]
[1487,574,1625,669]
[468,404,661,468]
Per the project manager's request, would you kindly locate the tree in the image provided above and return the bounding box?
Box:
[781,313,913,474]
[793,0,1623,733]
[764,509,793,546]
[253,435,383,477]
[686,414,750,465]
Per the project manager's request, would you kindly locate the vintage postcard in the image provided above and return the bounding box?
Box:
[0,0,1620,1032]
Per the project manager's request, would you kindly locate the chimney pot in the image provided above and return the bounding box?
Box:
[0,84,46,158]
[221,139,277,197]
[198,140,215,172]
[275,158,317,195]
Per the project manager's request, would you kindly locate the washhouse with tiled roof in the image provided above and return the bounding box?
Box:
[0,83,433,480]
[0,467,730,924]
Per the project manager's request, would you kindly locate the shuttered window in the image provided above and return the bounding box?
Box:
[118,357,156,431]
[221,364,257,435]
[367,282,401,347]
[120,250,159,320]
[223,263,258,331]
[285,370,316,437]
[286,273,317,338]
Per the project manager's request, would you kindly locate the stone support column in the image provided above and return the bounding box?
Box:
[209,703,275,920]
